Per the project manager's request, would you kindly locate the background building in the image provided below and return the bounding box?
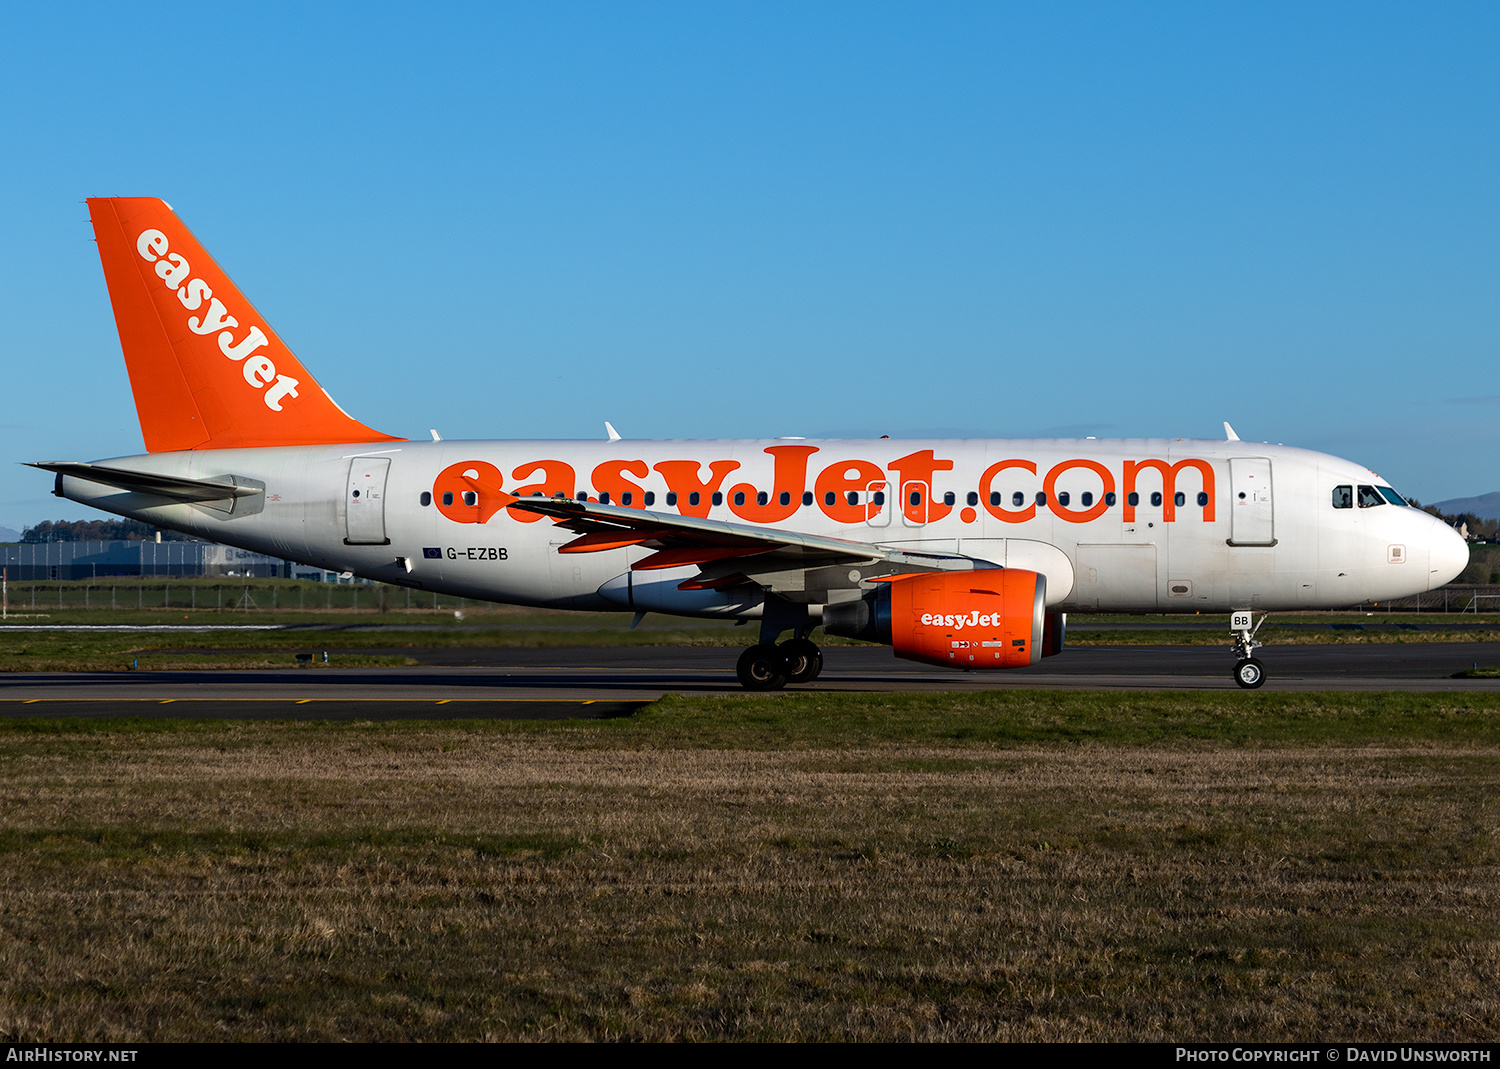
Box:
[0,540,334,581]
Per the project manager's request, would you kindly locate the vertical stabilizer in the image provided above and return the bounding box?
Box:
[88,197,402,451]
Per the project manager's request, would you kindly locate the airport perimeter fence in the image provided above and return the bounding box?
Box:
[0,578,485,615]
[1376,584,1500,614]
[2,576,1498,617]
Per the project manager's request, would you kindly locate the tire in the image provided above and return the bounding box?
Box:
[779,638,823,684]
[1233,657,1266,689]
[737,644,788,690]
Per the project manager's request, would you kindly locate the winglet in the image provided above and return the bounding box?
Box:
[1223,421,1240,442]
[605,421,622,442]
[87,198,403,452]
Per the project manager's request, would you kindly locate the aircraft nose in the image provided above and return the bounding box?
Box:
[1427,515,1469,590]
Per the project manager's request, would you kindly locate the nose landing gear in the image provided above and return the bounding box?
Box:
[1233,656,1266,689]
[1231,610,1268,689]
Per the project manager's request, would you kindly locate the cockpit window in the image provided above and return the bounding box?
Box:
[1357,484,1385,508]
[1377,486,1408,507]
[1332,486,1352,509]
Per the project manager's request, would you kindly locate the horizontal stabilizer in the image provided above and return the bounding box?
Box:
[29,462,262,503]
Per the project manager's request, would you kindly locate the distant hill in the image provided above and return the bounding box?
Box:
[1432,492,1500,522]
[0,527,18,543]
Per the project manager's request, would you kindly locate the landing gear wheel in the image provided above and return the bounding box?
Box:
[737,644,788,690]
[779,638,823,684]
[1233,657,1266,689]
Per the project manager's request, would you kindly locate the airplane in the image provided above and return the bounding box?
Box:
[33,197,1470,690]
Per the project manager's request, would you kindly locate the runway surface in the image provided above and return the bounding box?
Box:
[0,643,1496,719]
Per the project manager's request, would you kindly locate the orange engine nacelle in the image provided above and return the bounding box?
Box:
[824,568,1050,670]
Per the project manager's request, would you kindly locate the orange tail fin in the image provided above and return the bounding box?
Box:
[88,197,403,452]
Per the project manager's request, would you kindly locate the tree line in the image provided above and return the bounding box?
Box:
[20,519,198,543]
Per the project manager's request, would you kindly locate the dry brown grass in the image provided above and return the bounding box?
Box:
[0,717,1497,1041]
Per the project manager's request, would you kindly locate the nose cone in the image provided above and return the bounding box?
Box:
[1427,517,1469,590]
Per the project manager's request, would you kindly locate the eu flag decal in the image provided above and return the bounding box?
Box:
[423,547,442,559]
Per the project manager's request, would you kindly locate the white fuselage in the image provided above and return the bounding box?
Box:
[57,437,1469,617]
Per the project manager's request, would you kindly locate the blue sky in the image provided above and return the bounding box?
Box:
[1,2,1495,530]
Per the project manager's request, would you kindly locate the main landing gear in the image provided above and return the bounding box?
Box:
[1231,610,1268,689]
[736,597,824,690]
[735,638,824,690]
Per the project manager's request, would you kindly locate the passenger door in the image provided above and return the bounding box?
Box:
[1228,457,1275,546]
[345,457,391,545]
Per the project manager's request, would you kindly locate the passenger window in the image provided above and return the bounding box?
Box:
[1057,492,1070,507]
[1196,491,1208,507]
[689,492,700,507]
[847,491,859,506]
[825,492,836,506]
[1105,492,1117,506]
[1150,492,1162,507]
[666,492,677,506]
[599,492,610,505]
[442,492,453,507]
[1036,492,1047,506]
[872,491,885,506]
[644,492,655,506]
[757,491,769,506]
[909,491,921,507]
[1080,492,1092,507]
[1357,485,1385,508]
[1174,491,1185,507]
[712,492,723,506]
[736,491,747,507]
[463,491,477,507]
[420,492,432,507]
[622,492,633,506]
[966,492,979,507]
[1011,491,1023,507]
[990,492,1001,507]
[779,491,791,506]
[803,491,813,506]
[943,492,955,507]
[1127,492,1139,507]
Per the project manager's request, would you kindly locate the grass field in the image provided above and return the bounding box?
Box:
[2,691,1498,1041]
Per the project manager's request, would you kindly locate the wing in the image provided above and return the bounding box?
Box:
[505,495,994,598]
